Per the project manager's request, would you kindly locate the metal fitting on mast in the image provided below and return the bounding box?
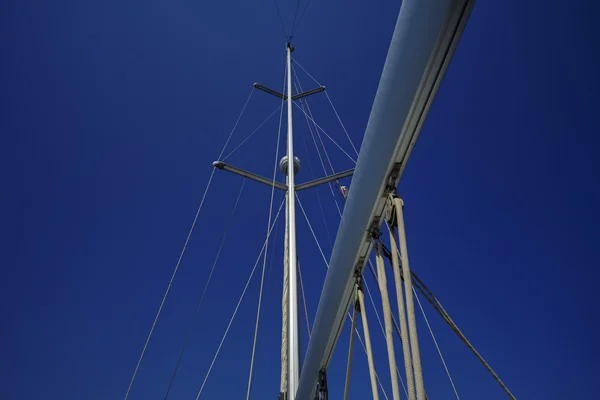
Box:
[280,156,301,175]
[314,369,328,400]
[385,192,403,228]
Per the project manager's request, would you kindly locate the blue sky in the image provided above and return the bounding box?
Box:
[2,0,599,399]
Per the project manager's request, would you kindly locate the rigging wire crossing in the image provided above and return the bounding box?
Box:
[296,194,390,400]
[122,87,255,400]
[121,7,516,400]
[292,62,513,400]
[245,63,287,400]
[294,64,426,397]
[163,179,247,400]
[291,62,355,200]
[195,197,287,400]
[294,66,417,399]
[145,47,514,400]
[291,66,345,214]
[293,69,404,400]
[294,67,427,400]
[274,0,314,43]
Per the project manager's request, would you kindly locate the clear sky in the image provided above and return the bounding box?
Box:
[3,0,599,399]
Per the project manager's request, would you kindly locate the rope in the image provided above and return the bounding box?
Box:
[194,197,286,400]
[357,285,380,400]
[388,227,416,400]
[278,67,290,395]
[348,312,390,400]
[123,88,254,400]
[363,268,410,399]
[297,194,393,400]
[297,260,311,337]
[343,292,358,400]
[281,202,289,393]
[246,62,287,400]
[384,216,517,400]
[413,288,460,400]
[375,241,401,400]
[296,134,404,400]
[294,70,403,400]
[163,179,246,399]
[391,197,426,400]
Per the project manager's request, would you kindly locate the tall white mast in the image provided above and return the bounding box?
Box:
[214,43,329,400]
[285,43,300,400]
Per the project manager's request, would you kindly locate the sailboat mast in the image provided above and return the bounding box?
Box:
[285,43,300,400]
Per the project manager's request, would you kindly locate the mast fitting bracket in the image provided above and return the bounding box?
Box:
[314,368,328,400]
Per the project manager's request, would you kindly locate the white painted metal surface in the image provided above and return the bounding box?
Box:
[286,44,300,400]
[295,0,475,398]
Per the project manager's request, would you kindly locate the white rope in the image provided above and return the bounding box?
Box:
[357,286,380,400]
[344,295,357,400]
[293,65,403,400]
[386,223,416,400]
[298,198,407,400]
[294,63,463,400]
[413,287,461,400]
[245,65,287,400]
[194,198,286,400]
[392,197,426,400]
[297,194,394,400]
[363,267,410,399]
[293,102,357,164]
[348,313,390,400]
[375,242,401,400]
[123,88,255,400]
